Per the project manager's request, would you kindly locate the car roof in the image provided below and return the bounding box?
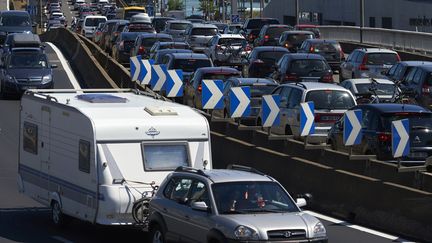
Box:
[357,103,431,113]
[1,10,29,15]
[191,23,217,28]
[217,34,244,38]
[282,82,349,91]
[157,41,188,45]
[265,24,291,28]
[167,20,191,24]
[156,49,192,55]
[344,78,394,85]
[169,53,209,59]
[196,67,241,73]
[398,61,432,66]
[282,30,314,35]
[228,78,277,85]
[138,33,172,38]
[201,169,273,183]
[253,46,289,52]
[284,53,325,60]
[305,39,338,44]
[357,48,397,54]
[417,65,432,72]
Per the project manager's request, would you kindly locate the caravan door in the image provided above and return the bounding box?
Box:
[40,106,51,202]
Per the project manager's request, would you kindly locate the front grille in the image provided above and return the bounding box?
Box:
[16,78,42,84]
[267,229,307,241]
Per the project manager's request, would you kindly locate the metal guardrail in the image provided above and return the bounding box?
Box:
[318,25,432,55]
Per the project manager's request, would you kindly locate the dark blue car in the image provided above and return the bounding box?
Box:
[0,11,33,44]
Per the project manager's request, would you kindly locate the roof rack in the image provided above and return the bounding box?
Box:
[226,164,265,176]
[175,166,210,178]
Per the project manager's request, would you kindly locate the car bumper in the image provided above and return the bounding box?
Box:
[227,238,328,243]
[2,80,53,95]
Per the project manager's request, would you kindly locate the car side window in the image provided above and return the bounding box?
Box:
[280,87,292,107]
[387,64,398,76]
[404,68,417,83]
[169,178,193,204]
[188,181,210,207]
[223,81,233,94]
[347,51,357,62]
[368,112,378,130]
[355,52,364,63]
[362,109,372,129]
[287,88,302,108]
[412,69,424,84]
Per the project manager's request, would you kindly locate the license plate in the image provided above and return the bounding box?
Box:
[408,152,427,158]
[22,86,37,90]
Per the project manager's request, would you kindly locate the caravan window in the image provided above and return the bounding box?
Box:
[79,140,91,173]
[23,122,38,155]
[142,143,189,171]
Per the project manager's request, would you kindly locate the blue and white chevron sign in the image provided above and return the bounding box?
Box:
[262,95,280,127]
[392,119,410,158]
[229,87,250,118]
[202,80,224,109]
[166,69,183,97]
[343,109,363,146]
[130,55,141,82]
[150,64,167,91]
[300,101,315,137]
[140,59,153,85]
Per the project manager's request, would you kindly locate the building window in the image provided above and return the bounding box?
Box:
[23,122,38,155]
[79,140,91,173]
[369,17,376,27]
[382,17,393,29]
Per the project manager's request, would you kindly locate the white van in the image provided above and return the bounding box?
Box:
[82,15,107,38]
[18,89,212,226]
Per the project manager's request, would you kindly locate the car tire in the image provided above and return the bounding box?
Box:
[285,125,293,135]
[150,224,166,243]
[256,117,262,126]
[51,201,69,227]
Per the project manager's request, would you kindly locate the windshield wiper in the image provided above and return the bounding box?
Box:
[412,126,432,130]
[221,210,246,214]
[242,208,286,213]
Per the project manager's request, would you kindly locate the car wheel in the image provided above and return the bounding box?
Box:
[150,224,166,243]
[256,117,262,126]
[51,201,68,227]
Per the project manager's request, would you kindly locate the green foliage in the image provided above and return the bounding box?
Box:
[167,0,184,11]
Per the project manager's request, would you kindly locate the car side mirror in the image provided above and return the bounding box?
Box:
[51,64,58,68]
[191,201,209,212]
[296,198,307,208]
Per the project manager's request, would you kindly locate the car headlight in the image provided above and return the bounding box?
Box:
[5,75,15,82]
[42,75,52,84]
[234,225,259,240]
[23,30,32,34]
[313,222,326,236]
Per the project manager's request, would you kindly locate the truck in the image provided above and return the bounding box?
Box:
[17,89,212,227]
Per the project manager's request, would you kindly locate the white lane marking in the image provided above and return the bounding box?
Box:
[303,210,416,242]
[6,0,9,10]
[45,42,81,89]
[51,236,74,243]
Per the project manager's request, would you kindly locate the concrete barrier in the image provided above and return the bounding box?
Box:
[210,130,432,242]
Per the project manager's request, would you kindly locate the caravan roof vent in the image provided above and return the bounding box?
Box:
[76,94,129,103]
[145,106,178,116]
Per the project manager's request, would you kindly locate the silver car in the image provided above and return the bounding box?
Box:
[183,23,219,53]
[148,165,328,243]
[340,48,400,80]
[163,20,191,41]
[205,34,248,68]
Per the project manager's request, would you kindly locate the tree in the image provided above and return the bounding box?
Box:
[198,0,216,20]
[167,0,184,11]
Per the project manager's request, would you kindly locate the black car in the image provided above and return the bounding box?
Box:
[148,41,190,60]
[254,24,293,47]
[107,20,129,53]
[243,46,289,78]
[328,104,432,163]
[0,48,56,97]
[400,65,432,108]
[111,32,144,64]
[161,52,213,84]
[242,18,280,43]
[130,33,173,59]
[151,17,175,33]
[278,30,315,52]
[271,53,333,83]
[298,39,345,72]
[385,61,432,82]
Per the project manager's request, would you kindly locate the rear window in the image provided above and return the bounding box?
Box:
[203,72,240,80]
[1,14,31,27]
[160,43,189,50]
[170,23,189,30]
[141,37,172,47]
[289,59,330,74]
[248,84,278,97]
[305,90,355,110]
[246,19,279,29]
[173,59,212,72]
[366,53,399,65]
[382,113,432,131]
[191,28,218,36]
[121,33,140,41]
[267,27,292,38]
[286,34,314,44]
[142,144,189,171]
[355,83,395,95]
[312,43,338,53]
[85,18,106,27]
[218,38,246,46]
[257,51,287,63]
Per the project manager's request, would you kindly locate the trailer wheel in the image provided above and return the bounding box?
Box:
[51,201,68,227]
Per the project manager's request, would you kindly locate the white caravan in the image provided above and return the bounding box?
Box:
[17,89,212,226]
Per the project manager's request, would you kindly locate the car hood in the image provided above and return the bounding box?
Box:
[217,212,320,239]
[0,26,32,34]
[7,68,51,79]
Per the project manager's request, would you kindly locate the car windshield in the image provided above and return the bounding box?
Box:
[289,59,329,74]
[203,72,240,80]
[355,83,395,95]
[257,51,287,63]
[366,53,399,65]
[218,38,246,46]
[85,18,106,27]
[382,113,432,131]
[248,84,277,97]
[170,23,189,30]
[267,27,292,38]
[212,181,299,214]
[1,15,31,27]
[141,37,172,47]
[286,34,314,44]
[306,90,355,110]
[8,52,48,69]
[191,28,218,36]
[173,59,212,72]
[246,19,279,29]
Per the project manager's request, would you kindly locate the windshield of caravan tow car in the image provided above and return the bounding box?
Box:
[142,144,189,171]
[0,14,31,27]
[7,52,48,69]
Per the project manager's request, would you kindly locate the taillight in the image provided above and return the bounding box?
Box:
[377,132,391,142]
[216,44,221,50]
[322,74,333,83]
[422,83,431,95]
[198,84,202,92]
[138,46,145,54]
[359,55,369,70]
[285,74,297,81]
[245,44,252,51]
[396,54,401,62]
[309,46,315,52]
